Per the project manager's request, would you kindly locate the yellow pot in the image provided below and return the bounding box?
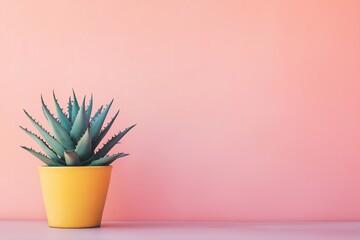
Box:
[39,166,112,228]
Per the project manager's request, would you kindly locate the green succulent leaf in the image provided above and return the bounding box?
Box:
[42,107,48,120]
[22,90,135,166]
[90,99,113,142]
[75,127,92,162]
[20,126,64,163]
[21,146,62,166]
[41,96,74,150]
[70,97,88,142]
[80,156,94,166]
[67,97,72,122]
[94,124,136,159]
[85,94,93,121]
[23,110,66,158]
[90,105,103,125]
[90,153,129,166]
[93,110,120,150]
[64,150,81,166]
[71,90,80,123]
[53,91,71,132]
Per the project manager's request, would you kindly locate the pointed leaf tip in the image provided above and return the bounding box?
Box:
[71,90,80,123]
[53,91,72,132]
[93,110,120,149]
[85,94,93,120]
[21,146,62,166]
[90,99,114,141]
[94,124,135,159]
[70,96,88,142]
[42,98,74,150]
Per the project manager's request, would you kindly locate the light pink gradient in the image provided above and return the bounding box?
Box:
[0,0,360,221]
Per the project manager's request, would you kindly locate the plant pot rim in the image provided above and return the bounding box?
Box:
[39,165,113,169]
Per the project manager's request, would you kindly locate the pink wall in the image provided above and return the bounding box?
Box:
[1,0,360,221]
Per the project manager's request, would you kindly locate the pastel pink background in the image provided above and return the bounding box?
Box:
[1,0,360,221]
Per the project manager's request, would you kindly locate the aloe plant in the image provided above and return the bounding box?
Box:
[21,90,135,166]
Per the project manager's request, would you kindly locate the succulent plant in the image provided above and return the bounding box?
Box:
[21,90,135,166]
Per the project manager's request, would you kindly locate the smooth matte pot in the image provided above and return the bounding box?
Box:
[39,166,112,228]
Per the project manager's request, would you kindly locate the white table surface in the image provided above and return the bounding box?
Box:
[1,221,360,240]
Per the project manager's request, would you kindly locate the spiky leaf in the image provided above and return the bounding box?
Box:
[21,146,62,166]
[71,90,80,123]
[90,105,103,125]
[91,153,129,166]
[64,150,81,166]
[75,127,92,162]
[20,126,63,163]
[70,97,88,141]
[93,110,119,149]
[23,110,66,158]
[94,124,136,159]
[67,97,72,122]
[90,99,113,142]
[80,156,95,166]
[53,91,71,132]
[41,96,74,150]
[42,107,48,120]
[86,94,93,121]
